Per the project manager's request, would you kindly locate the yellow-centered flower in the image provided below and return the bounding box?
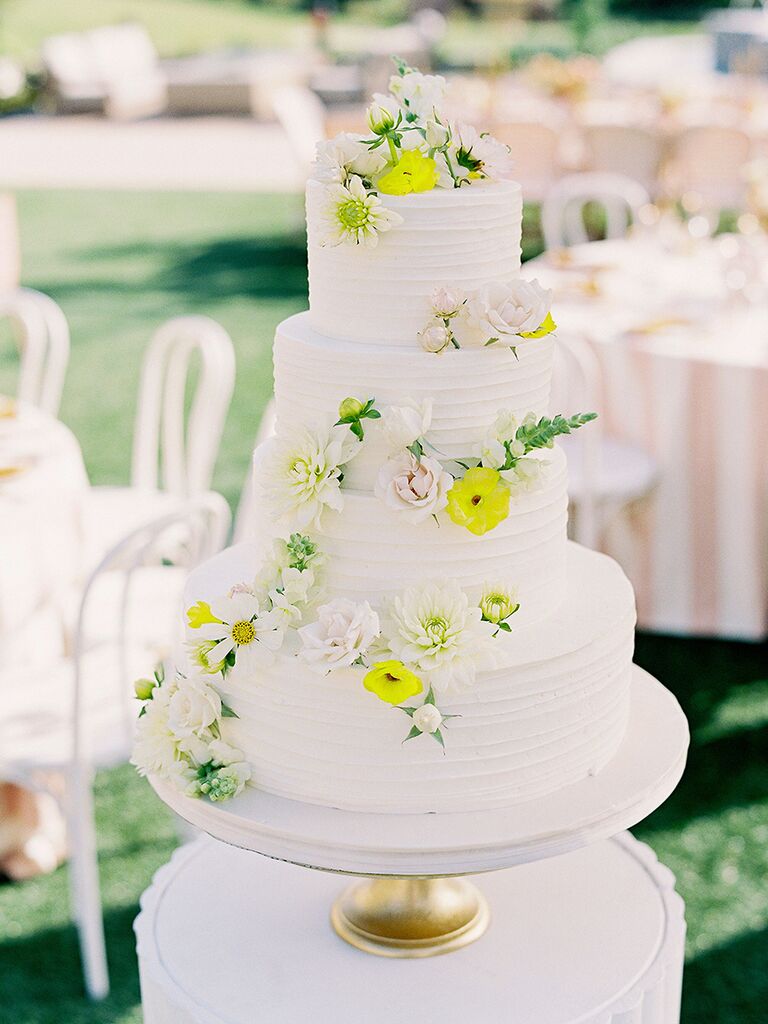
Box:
[446,467,510,536]
[378,150,439,196]
[363,660,423,705]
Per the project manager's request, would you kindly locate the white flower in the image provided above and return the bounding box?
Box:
[131,687,182,779]
[367,94,398,134]
[418,321,450,353]
[382,399,433,451]
[383,580,494,693]
[413,703,443,734]
[299,599,381,671]
[375,451,452,523]
[458,279,552,348]
[389,70,447,120]
[267,566,317,628]
[207,737,245,766]
[475,409,524,469]
[318,174,402,247]
[261,424,358,529]
[452,124,514,182]
[206,762,251,801]
[425,117,450,148]
[313,133,388,184]
[430,286,464,319]
[191,589,285,679]
[501,457,545,496]
[479,582,519,625]
[167,674,222,739]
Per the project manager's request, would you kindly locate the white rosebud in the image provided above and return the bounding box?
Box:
[418,321,450,353]
[413,703,443,734]
[382,400,433,450]
[425,118,450,148]
[430,286,463,319]
[367,99,396,135]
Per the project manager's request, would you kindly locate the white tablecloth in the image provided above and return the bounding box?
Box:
[528,237,768,640]
[0,401,88,665]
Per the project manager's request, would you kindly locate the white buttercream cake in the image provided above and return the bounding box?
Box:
[138,66,637,816]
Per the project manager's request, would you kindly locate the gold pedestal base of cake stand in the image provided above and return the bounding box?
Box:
[330,876,490,958]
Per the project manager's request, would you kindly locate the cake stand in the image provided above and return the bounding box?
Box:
[150,665,688,959]
[135,831,686,1024]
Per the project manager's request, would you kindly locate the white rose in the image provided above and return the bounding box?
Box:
[382,399,433,451]
[389,70,447,120]
[430,286,464,318]
[459,279,552,347]
[418,321,450,353]
[375,451,453,523]
[413,703,443,734]
[299,599,380,671]
[167,675,222,739]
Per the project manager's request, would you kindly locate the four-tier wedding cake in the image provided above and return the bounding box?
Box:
[133,63,637,817]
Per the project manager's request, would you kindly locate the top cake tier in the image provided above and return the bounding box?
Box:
[306,179,523,346]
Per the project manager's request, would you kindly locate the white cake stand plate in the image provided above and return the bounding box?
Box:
[135,831,686,1024]
[151,666,688,877]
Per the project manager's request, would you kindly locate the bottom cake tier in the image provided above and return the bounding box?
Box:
[182,541,636,815]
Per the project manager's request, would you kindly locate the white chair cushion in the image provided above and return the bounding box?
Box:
[560,435,658,506]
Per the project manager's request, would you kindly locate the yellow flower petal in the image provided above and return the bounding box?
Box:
[378,151,439,196]
[186,601,223,629]
[363,660,423,705]
[446,467,510,536]
[519,311,557,339]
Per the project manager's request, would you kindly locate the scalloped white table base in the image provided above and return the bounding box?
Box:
[135,832,685,1024]
[151,667,688,877]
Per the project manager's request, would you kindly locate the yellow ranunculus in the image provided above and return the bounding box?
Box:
[519,311,557,339]
[377,150,439,196]
[446,467,510,536]
[363,660,423,705]
[186,600,223,630]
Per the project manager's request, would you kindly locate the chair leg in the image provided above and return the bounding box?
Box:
[66,764,110,1000]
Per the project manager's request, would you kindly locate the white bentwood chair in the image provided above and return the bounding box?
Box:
[492,119,564,203]
[582,123,666,197]
[84,315,235,563]
[551,334,657,550]
[0,495,230,1000]
[0,288,71,416]
[666,123,752,211]
[541,172,650,250]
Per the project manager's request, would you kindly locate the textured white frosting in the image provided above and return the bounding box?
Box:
[183,543,635,814]
[274,312,554,490]
[306,179,523,345]
[251,441,568,630]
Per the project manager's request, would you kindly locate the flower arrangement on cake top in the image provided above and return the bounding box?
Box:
[313,59,515,247]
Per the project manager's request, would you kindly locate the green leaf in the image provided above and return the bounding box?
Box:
[424,685,436,706]
[221,703,239,719]
[225,650,236,667]
[407,439,424,460]
[484,337,499,347]
[399,705,417,718]
[402,725,422,743]
[432,728,446,750]
[496,621,512,633]
[350,420,364,441]
[363,409,381,420]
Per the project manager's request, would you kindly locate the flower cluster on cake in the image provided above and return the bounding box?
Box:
[133,63,638,816]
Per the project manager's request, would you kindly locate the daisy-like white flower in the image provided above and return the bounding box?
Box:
[260,424,359,529]
[382,580,494,693]
[187,588,285,680]
[452,124,514,183]
[318,175,403,247]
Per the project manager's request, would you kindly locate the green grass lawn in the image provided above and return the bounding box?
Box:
[1,190,767,1022]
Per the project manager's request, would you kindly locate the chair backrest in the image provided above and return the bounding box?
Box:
[550,334,603,550]
[0,194,20,291]
[131,315,236,496]
[668,123,752,209]
[582,123,665,196]
[89,23,160,84]
[492,120,562,202]
[71,492,232,767]
[542,172,650,250]
[233,397,276,544]
[0,289,71,415]
[271,86,328,178]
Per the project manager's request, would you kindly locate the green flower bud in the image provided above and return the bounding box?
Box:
[366,101,395,135]
[338,397,365,421]
[134,677,156,701]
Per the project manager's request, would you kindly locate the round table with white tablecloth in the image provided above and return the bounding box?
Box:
[0,398,87,665]
[527,236,768,640]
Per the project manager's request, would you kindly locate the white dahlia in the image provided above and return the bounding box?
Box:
[383,580,494,693]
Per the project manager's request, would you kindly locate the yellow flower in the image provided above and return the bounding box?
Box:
[186,601,222,630]
[446,467,510,536]
[363,660,423,705]
[519,311,557,339]
[378,151,439,196]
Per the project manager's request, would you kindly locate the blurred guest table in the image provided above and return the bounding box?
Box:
[527,236,768,640]
[0,398,87,665]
